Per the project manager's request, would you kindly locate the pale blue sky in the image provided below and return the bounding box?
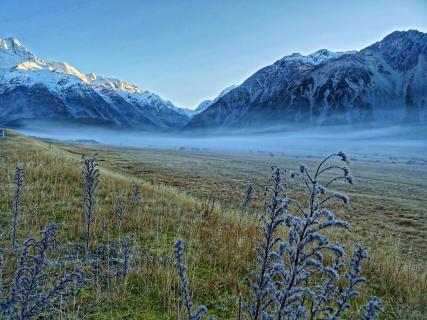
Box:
[1,0,426,108]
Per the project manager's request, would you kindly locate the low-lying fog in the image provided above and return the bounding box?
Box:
[12,120,427,159]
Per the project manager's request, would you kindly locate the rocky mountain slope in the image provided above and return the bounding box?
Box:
[2,30,426,132]
[0,37,189,130]
[194,85,238,114]
[185,30,427,130]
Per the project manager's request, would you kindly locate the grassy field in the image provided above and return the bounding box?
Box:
[0,130,426,319]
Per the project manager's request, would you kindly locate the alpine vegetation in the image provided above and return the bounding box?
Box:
[242,151,383,319]
[240,182,254,220]
[0,224,83,319]
[243,166,288,319]
[118,237,130,280]
[130,182,142,209]
[91,237,131,287]
[3,130,417,318]
[30,204,38,226]
[11,166,24,252]
[116,201,126,234]
[173,239,209,320]
[81,156,100,257]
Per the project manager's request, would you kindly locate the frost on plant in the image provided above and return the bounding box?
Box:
[240,182,254,219]
[0,224,83,319]
[118,237,130,279]
[91,237,131,287]
[81,156,100,257]
[243,166,288,319]
[11,166,24,251]
[130,182,142,209]
[243,152,382,319]
[116,201,126,234]
[173,239,209,320]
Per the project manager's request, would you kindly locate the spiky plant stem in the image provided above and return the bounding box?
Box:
[11,166,24,252]
[173,239,208,320]
[81,156,100,258]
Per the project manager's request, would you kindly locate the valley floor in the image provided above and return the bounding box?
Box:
[56,139,427,263]
[0,130,426,319]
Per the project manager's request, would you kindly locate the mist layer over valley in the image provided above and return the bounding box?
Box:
[12,119,427,162]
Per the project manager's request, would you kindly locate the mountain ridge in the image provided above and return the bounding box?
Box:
[1,30,426,132]
[185,29,427,130]
[0,36,190,130]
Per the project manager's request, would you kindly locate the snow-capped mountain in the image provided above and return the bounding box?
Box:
[2,30,426,133]
[194,85,238,114]
[185,30,427,130]
[0,37,190,130]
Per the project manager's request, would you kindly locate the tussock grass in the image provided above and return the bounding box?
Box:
[0,130,425,319]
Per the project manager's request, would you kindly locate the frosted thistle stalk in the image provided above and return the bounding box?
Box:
[130,182,142,209]
[118,237,130,280]
[81,156,100,257]
[240,182,254,219]
[1,224,83,319]
[243,152,382,320]
[173,239,208,320]
[11,166,24,251]
[243,166,288,320]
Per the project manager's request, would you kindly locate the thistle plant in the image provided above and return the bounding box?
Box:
[81,156,100,257]
[11,166,24,251]
[242,152,383,319]
[243,166,288,319]
[130,182,142,209]
[173,239,209,320]
[91,237,131,287]
[117,237,130,280]
[240,182,254,220]
[91,241,117,287]
[0,224,83,319]
[219,202,226,219]
[0,251,4,295]
[30,204,38,226]
[116,202,125,234]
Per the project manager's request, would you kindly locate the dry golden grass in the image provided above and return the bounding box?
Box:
[54,141,427,264]
[0,130,425,319]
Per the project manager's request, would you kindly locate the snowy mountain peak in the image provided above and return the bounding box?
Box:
[195,84,238,113]
[186,29,427,130]
[381,29,425,43]
[364,29,427,71]
[0,36,38,69]
[90,75,143,93]
[0,37,31,55]
[217,84,238,97]
[0,36,190,129]
[308,49,355,64]
[0,37,148,94]
[284,49,355,65]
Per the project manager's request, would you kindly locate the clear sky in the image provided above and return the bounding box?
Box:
[1,0,426,108]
